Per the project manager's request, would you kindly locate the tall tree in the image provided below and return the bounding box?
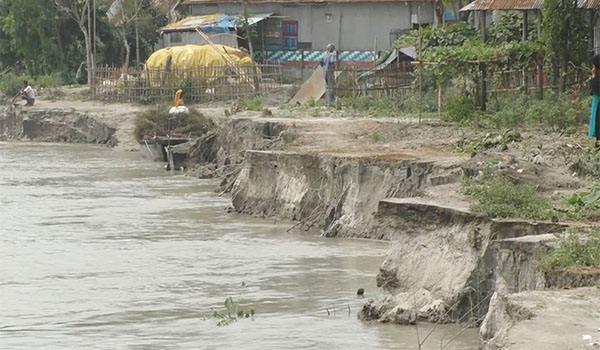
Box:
[52,0,94,84]
[542,0,588,91]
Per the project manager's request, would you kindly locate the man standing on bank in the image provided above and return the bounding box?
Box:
[320,43,336,106]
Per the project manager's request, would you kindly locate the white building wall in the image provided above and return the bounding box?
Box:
[163,31,238,48]
[189,2,434,51]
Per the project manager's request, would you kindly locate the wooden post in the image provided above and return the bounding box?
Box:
[135,0,140,69]
[418,6,423,124]
[537,60,544,100]
[522,10,528,41]
[480,11,487,111]
[301,49,304,79]
[590,10,596,55]
[523,10,528,95]
[480,10,487,42]
[481,62,487,111]
[537,11,542,40]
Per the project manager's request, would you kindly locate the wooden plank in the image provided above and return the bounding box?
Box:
[290,66,327,105]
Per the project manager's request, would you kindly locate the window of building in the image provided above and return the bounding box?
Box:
[282,20,298,50]
[170,32,182,44]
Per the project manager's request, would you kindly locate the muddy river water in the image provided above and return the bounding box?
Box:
[0,142,478,349]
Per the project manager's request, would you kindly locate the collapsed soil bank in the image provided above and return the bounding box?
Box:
[184,111,600,349]
[5,101,599,349]
[1,106,116,144]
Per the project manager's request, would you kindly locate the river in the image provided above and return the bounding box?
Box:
[0,142,478,349]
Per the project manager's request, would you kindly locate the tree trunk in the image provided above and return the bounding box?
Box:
[78,21,93,86]
[54,21,66,71]
[122,27,131,69]
[434,0,444,26]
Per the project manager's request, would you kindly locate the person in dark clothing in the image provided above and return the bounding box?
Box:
[589,55,600,149]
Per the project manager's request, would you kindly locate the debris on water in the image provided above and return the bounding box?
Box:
[357,288,365,296]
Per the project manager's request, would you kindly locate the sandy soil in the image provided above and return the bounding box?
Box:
[34,86,144,151]
[32,86,595,195]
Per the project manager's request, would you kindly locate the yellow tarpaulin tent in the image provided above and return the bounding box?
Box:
[144,44,254,84]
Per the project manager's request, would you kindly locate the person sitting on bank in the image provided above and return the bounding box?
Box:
[174,89,184,107]
[21,80,35,106]
[169,89,189,115]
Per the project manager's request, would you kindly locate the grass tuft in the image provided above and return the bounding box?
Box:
[464,178,554,220]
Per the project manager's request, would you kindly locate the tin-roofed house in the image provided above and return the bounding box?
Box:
[460,0,600,53]
[180,0,436,68]
[160,13,274,47]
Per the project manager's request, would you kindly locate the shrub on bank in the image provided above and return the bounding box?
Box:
[134,106,214,141]
[243,96,263,111]
[537,230,600,272]
[337,93,438,117]
[0,71,64,96]
[443,92,585,130]
[464,178,554,220]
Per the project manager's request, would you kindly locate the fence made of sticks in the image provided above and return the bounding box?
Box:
[91,63,283,104]
[334,61,414,98]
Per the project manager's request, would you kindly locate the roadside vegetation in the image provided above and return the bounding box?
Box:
[537,229,600,272]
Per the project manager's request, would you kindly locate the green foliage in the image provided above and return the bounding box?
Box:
[397,23,478,51]
[542,0,589,68]
[0,71,64,96]
[488,12,523,43]
[339,96,403,117]
[244,96,263,111]
[207,282,256,327]
[445,92,584,130]
[35,73,63,88]
[370,131,382,143]
[538,230,600,272]
[176,77,193,96]
[0,0,166,82]
[0,72,32,96]
[337,94,438,117]
[464,178,554,220]
[210,297,255,326]
[560,185,600,220]
[134,106,214,141]
[488,12,538,44]
[377,23,477,66]
[444,93,477,122]
[423,40,544,89]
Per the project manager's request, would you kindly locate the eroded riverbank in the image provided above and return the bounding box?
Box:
[0,142,479,349]
[2,94,600,349]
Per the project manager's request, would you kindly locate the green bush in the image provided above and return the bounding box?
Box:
[444,94,477,122]
[449,93,585,129]
[464,178,554,220]
[35,73,63,88]
[537,230,600,272]
[0,72,33,96]
[559,185,600,221]
[338,93,438,117]
[243,96,263,111]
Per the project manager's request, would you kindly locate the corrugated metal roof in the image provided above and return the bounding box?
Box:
[183,0,429,4]
[161,13,273,33]
[459,0,542,11]
[460,0,600,11]
[578,0,600,9]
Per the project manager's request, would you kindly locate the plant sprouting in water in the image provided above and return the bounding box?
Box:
[208,282,256,326]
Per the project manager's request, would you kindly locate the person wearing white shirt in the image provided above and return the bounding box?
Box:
[21,80,35,106]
